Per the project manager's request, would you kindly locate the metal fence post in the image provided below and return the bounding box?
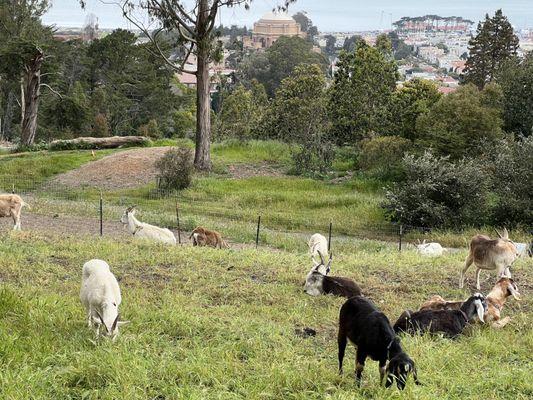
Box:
[328,221,332,252]
[176,200,181,244]
[99,192,103,237]
[255,215,261,249]
[398,224,403,252]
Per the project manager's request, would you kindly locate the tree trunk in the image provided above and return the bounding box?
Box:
[20,49,44,146]
[1,90,15,141]
[194,0,212,171]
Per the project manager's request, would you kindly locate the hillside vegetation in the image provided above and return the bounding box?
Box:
[0,233,531,399]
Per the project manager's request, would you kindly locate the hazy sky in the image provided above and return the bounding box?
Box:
[42,0,533,32]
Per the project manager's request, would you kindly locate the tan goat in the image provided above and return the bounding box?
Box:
[189,226,229,249]
[459,228,518,290]
[0,194,30,231]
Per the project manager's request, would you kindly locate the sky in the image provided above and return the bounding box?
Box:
[42,0,533,32]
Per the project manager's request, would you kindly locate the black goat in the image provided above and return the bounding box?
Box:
[393,293,487,338]
[338,296,420,390]
[304,253,361,298]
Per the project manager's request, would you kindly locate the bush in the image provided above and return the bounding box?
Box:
[138,119,162,139]
[488,136,533,227]
[383,151,491,228]
[173,109,195,138]
[358,136,411,180]
[155,147,194,191]
[92,113,110,138]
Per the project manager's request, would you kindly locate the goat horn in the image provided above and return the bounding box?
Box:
[317,250,325,265]
[111,315,119,333]
[494,229,502,238]
[94,309,108,333]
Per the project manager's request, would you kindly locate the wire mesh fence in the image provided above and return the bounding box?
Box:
[0,177,495,252]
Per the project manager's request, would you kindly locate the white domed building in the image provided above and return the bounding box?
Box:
[245,12,306,49]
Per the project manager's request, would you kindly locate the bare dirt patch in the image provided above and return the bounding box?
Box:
[50,147,170,190]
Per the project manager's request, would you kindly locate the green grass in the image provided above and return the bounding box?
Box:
[0,233,531,399]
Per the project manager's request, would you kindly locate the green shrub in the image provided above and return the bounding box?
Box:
[358,136,411,180]
[488,136,533,227]
[92,113,110,137]
[138,119,162,139]
[383,151,491,228]
[155,147,194,191]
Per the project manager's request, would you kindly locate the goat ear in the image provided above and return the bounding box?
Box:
[502,227,509,239]
[508,284,521,300]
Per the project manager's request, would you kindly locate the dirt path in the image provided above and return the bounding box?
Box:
[50,147,170,190]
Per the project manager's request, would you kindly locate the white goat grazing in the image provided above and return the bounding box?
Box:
[0,194,30,230]
[308,233,329,274]
[80,259,129,340]
[120,206,176,245]
[416,240,444,257]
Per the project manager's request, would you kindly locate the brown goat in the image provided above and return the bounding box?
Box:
[459,229,518,290]
[0,194,30,231]
[189,226,229,249]
[420,278,520,328]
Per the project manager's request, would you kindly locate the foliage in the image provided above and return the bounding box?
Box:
[387,31,413,60]
[215,84,264,141]
[262,64,332,175]
[342,35,363,52]
[155,147,194,191]
[375,34,393,56]
[358,136,411,180]
[464,9,519,89]
[241,36,328,96]
[496,53,533,136]
[292,11,318,43]
[391,79,441,140]
[324,34,336,57]
[488,136,533,227]
[328,42,399,145]
[383,152,491,228]
[415,83,504,159]
[173,109,196,138]
[138,119,162,139]
[92,113,111,138]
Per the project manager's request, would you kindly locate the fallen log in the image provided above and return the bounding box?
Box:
[50,136,151,150]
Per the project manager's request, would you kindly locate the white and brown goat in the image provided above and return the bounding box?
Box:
[460,228,518,290]
[304,251,362,298]
[0,194,30,231]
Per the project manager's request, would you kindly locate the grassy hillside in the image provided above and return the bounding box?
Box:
[0,233,531,399]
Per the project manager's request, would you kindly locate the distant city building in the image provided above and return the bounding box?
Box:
[393,16,474,34]
[243,12,305,49]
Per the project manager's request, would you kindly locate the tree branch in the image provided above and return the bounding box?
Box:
[40,83,63,99]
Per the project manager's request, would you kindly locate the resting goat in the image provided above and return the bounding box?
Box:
[420,278,520,328]
[460,228,517,290]
[80,259,129,341]
[304,251,361,298]
[120,206,176,245]
[415,239,444,257]
[338,296,420,390]
[308,233,329,274]
[393,293,487,338]
[0,194,30,231]
[189,226,229,249]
